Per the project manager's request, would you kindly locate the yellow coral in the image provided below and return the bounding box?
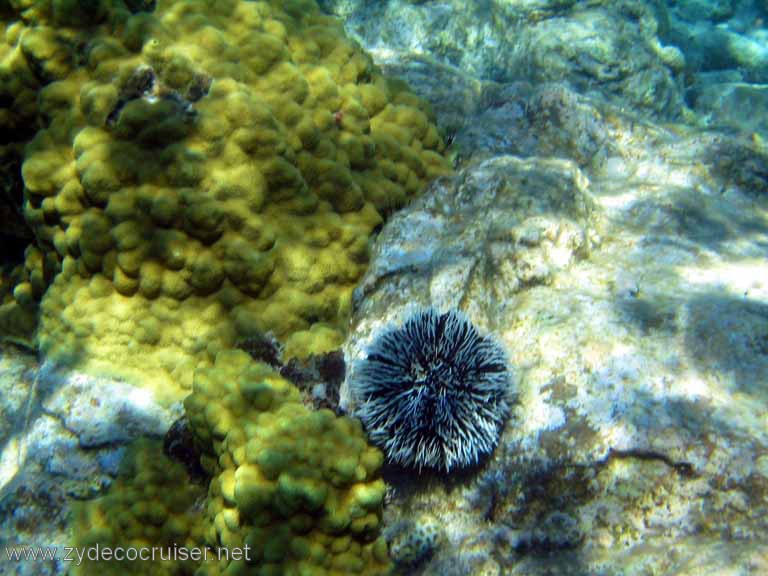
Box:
[0,244,56,347]
[185,349,391,575]
[69,351,392,575]
[71,438,208,575]
[8,0,451,401]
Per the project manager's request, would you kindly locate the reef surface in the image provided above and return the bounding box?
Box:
[2,1,768,575]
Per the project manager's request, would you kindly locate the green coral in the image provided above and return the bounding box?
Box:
[0,0,451,402]
[72,438,207,575]
[0,244,55,347]
[185,349,391,575]
[74,352,392,575]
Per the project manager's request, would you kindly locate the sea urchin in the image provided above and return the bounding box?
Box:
[353,308,511,472]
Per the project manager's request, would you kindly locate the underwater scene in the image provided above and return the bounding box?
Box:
[1,0,767,574]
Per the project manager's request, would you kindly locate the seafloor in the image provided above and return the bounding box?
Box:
[2,1,768,575]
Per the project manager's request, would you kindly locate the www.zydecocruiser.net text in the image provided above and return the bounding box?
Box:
[5,544,252,566]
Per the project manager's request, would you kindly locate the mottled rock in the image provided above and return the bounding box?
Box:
[323,0,687,119]
[454,83,616,168]
[386,514,445,571]
[342,100,768,574]
[521,3,685,119]
[346,155,597,341]
[0,347,181,575]
[39,362,182,448]
[692,82,768,135]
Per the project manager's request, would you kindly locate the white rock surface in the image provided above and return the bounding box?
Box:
[0,348,181,575]
[342,99,768,574]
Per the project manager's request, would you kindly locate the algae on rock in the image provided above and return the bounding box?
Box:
[320,0,688,120]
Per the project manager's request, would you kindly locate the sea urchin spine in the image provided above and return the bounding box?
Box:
[353,308,511,472]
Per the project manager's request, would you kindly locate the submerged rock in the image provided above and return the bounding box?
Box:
[342,92,768,574]
[0,346,182,574]
[691,81,768,135]
[322,0,688,119]
[665,0,768,83]
[325,0,768,136]
[345,154,596,329]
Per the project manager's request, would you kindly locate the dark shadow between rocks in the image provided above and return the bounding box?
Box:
[0,150,31,265]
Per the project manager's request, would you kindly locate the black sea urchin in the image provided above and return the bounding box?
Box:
[353,308,511,472]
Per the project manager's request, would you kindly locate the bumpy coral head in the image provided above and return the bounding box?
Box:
[353,308,511,472]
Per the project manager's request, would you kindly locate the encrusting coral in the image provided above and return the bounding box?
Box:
[3,3,446,571]
[72,352,392,574]
[0,244,55,346]
[73,352,391,575]
[184,349,391,575]
[0,0,451,401]
[71,438,208,576]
